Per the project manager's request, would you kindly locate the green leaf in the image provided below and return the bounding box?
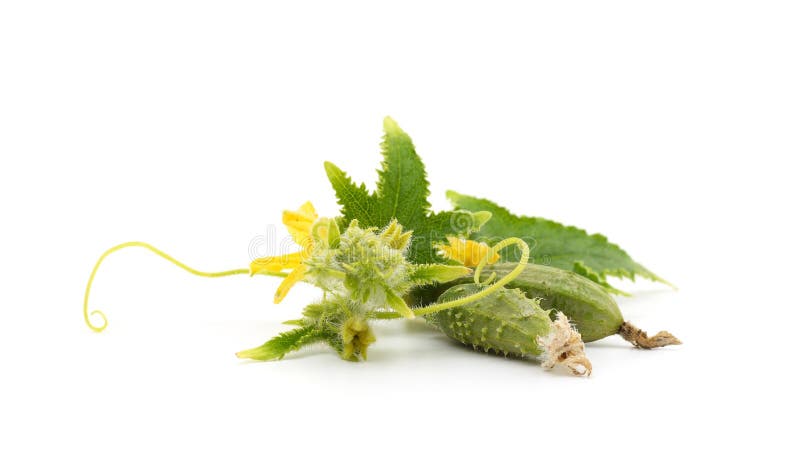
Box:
[235,326,324,361]
[376,117,432,228]
[324,161,373,224]
[325,117,487,263]
[447,191,672,292]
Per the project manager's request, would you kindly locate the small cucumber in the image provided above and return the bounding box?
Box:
[428,284,551,356]
[428,284,592,375]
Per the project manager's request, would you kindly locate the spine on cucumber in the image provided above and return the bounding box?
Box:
[414,263,681,347]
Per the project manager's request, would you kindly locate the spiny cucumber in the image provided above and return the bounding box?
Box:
[427,284,592,375]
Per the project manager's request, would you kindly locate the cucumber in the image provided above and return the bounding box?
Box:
[428,284,551,356]
[428,284,592,375]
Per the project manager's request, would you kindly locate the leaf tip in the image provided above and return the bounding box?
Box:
[659,277,679,291]
[445,190,463,203]
[383,115,400,132]
[473,210,492,230]
[323,160,339,174]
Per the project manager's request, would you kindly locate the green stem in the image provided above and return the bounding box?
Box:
[83,241,283,332]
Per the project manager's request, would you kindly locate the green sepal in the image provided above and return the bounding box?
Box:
[311,217,341,249]
[379,219,413,251]
[385,289,414,318]
[409,264,472,285]
[282,319,306,326]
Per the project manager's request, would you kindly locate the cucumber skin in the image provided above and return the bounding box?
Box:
[428,284,551,357]
[413,263,624,342]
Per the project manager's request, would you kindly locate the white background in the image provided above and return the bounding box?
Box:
[1,1,797,470]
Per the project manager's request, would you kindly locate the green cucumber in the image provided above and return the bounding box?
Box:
[428,284,592,375]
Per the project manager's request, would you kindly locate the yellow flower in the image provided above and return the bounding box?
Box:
[251,201,318,303]
[439,237,500,267]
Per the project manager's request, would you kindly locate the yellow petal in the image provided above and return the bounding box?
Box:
[298,201,316,218]
[284,219,313,246]
[273,264,308,304]
[440,237,499,267]
[283,201,318,246]
[250,251,305,275]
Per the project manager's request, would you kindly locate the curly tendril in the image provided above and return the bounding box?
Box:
[83,241,285,332]
[412,237,529,316]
